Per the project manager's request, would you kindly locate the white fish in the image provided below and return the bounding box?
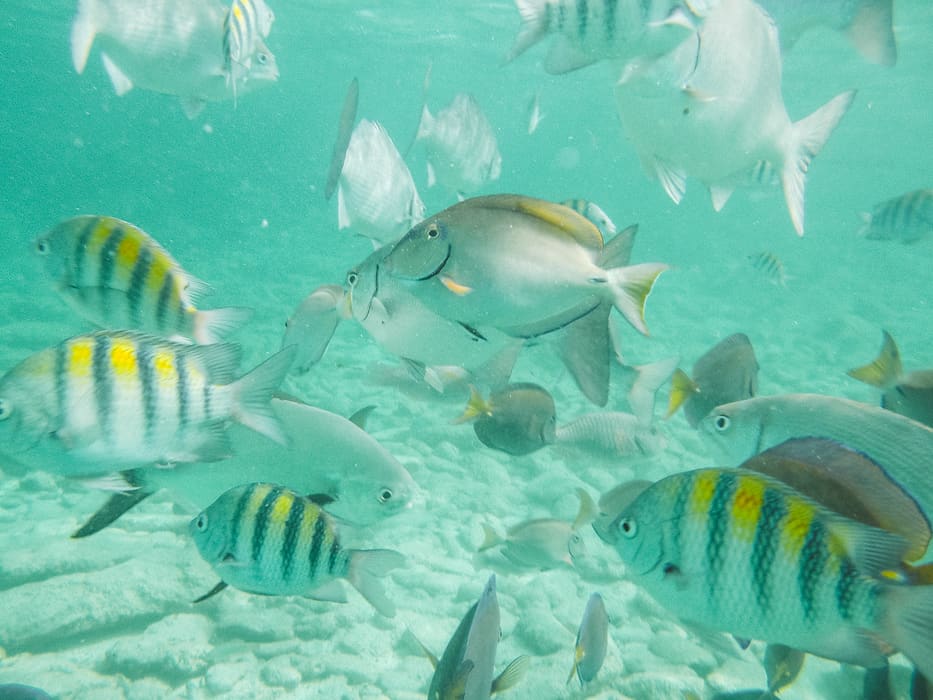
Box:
[613,0,856,235]
[555,411,665,456]
[336,119,426,245]
[415,94,502,197]
[70,0,279,118]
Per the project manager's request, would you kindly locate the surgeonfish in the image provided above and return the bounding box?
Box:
[70,0,279,117]
[848,330,933,428]
[222,0,275,103]
[857,189,933,244]
[757,0,897,66]
[667,333,759,427]
[478,489,596,570]
[415,93,502,197]
[613,0,856,235]
[36,215,252,344]
[335,119,426,245]
[609,466,933,678]
[190,482,405,615]
[73,396,418,536]
[506,0,702,74]
[0,331,292,478]
[456,383,557,456]
[567,592,609,685]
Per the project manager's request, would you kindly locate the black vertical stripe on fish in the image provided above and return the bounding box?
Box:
[308,512,327,578]
[751,487,786,616]
[834,558,858,621]
[797,519,827,624]
[136,339,157,445]
[73,217,96,287]
[557,0,567,30]
[669,471,693,565]
[54,342,67,425]
[576,0,588,39]
[605,0,618,43]
[251,485,282,565]
[705,472,735,605]
[126,243,153,328]
[327,532,341,574]
[230,483,255,551]
[155,273,174,333]
[280,496,304,581]
[202,382,213,421]
[97,223,126,291]
[92,334,113,440]
[175,350,189,436]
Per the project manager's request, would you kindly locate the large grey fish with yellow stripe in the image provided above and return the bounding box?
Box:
[0,331,293,478]
[36,216,252,344]
[189,482,405,616]
[609,467,933,679]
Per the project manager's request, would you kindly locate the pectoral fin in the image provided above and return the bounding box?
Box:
[440,276,473,296]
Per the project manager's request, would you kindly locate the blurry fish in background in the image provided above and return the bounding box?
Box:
[36,215,252,344]
[0,685,53,700]
[70,0,279,117]
[561,199,620,238]
[282,284,345,375]
[757,0,897,66]
[763,643,806,696]
[414,93,502,198]
[222,0,275,105]
[456,383,557,456]
[73,396,417,536]
[667,333,759,427]
[478,489,596,570]
[189,482,405,616]
[324,78,360,201]
[748,252,789,287]
[847,330,933,428]
[857,189,933,244]
[335,119,426,245]
[527,91,544,134]
[608,466,933,679]
[555,410,665,457]
[614,0,856,235]
[0,331,293,479]
[610,351,680,427]
[567,592,609,686]
[505,0,704,74]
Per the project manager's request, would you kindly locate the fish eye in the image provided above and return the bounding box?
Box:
[35,238,50,255]
[618,516,637,539]
[426,224,440,240]
[346,271,359,287]
[378,488,394,503]
[714,415,731,431]
[194,513,209,531]
[256,52,269,65]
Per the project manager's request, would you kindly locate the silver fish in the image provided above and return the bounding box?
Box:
[555,411,665,456]
[567,592,609,685]
[858,189,933,244]
[70,0,279,118]
[848,330,933,428]
[415,94,502,197]
[614,0,855,235]
[667,333,759,427]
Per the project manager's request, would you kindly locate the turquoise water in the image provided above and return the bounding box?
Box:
[0,1,932,698]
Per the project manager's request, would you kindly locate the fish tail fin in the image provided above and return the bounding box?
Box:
[192,306,254,345]
[847,0,896,66]
[782,90,857,235]
[605,263,669,336]
[346,548,405,617]
[666,368,699,418]
[453,385,491,424]
[628,355,679,426]
[879,583,933,683]
[70,0,101,73]
[478,523,503,552]
[847,329,902,388]
[231,346,295,444]
[506,0,550,64]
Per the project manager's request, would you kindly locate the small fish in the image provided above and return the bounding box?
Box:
[858,189,933,244]
[567,593,609,685]
[36,215,252,344]
[667,333,759,427]
[609,466,933,678]
[456,383,557,456]
[560,199,619,238]
[336,119,426,245]
[748,252,788,287]
[479,489,596,570]
[506,0,701,74]
[614,0,856,235]
[190,482,405,615]
[763,643,805,694]
[527,91,544,134]
[415,94,502,197]
[0,685,53,700]
[324,77,360,201]
[0,331,293,478]
[758,0,897,66]
[282,284,345,375]
[222,0,275,105]
[555,411,665,457]
[848,330,933,428]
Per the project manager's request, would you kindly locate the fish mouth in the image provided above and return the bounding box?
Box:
[414,242,451,281]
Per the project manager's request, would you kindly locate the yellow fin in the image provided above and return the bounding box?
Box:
[440,276,473,296]
[452,385,491,424]
[847,329,902,388]
[465,195,604,250]
[666,368,698,418]
[492,655,530,695]
[566,645,584,684]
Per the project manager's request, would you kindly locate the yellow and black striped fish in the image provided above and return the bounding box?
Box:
[190,482,404,616]
[222,0,275,100]
[0,331,293,477]
[610,467,933,679]
[36,216,251,344]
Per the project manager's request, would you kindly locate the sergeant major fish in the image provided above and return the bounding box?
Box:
[0,331,293,478]
[36,215,252,344]
[857,189,933,244]
[613,0,856,235]
[609,467,933,679]
[190,482,405,616]
[222,0,275,104]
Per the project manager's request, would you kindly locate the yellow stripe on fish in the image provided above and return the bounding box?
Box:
[689,470,719,517]
[730,474,765,543]
[68,340,94,378]
[780,496,816,559]
[109,340,138,378]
